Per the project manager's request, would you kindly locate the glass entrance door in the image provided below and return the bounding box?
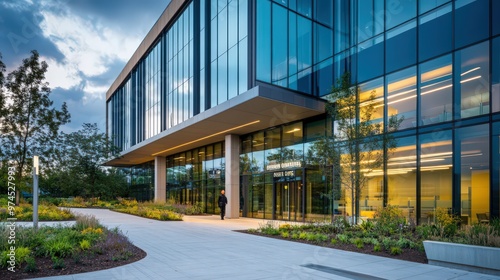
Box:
[275,181,298,221]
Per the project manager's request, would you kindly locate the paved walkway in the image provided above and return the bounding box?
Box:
[32,208,499,280]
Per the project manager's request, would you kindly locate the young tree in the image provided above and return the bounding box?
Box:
[313,73,402,224]
[0,50,70,204]
[45,123,125,200]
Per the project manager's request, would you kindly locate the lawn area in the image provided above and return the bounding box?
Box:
[0,214,145,279]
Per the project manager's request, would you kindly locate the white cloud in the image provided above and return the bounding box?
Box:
[43,56,82,89]
[37,3,143,92]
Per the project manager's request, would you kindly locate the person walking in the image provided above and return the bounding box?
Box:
[218,190,228,220]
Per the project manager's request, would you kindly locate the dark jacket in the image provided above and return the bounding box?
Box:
[218,194,227,208]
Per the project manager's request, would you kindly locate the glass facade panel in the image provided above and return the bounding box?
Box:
[420,130,452,224]
[418,4,452,62]
[387,136,416,221]
[385,0,416,30]
[455,42,490,119]
[272,3,288,86]
[494,38,500,113]
[357,0,384,42]
[454,0,489,49]
[256,0,271,82]
[385,20,416,73]
[457,124,489,225]
[359,78,384,127]
[357,35,384,82]
[386,67,416,130]
[419,0,450,14]
[334,0,350,54]
[166,143,225,214]
[419,54,452,125]
[495,0,500,36]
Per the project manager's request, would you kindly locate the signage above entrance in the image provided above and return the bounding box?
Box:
[266,161,302,171]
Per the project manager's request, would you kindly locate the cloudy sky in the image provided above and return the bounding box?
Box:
[0,0,170,133]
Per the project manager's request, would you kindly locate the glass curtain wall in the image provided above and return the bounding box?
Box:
[256,0,332,96]
[166,142,225,214]
[127,162,154,201]
[209,0,248,107]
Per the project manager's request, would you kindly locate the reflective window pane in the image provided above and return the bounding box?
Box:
[272,3,288,86]
[418,4,452,62]
[315,23,333,64]
[455,42,489,119]
[357,35,384,82]
[385,20,416,73]
[358,0,384,42]
[420,130,452,223]
[386,0,416,29]
[419,0,450,14]
[494,0,500,36]
[387,136,416,221]
[314,0,332,26]
[256,0,271,82]
[454,0,489,49]
[386,67,416,130]
[297,15,312,72]
[359,77,384,128]
[457,124,489,224]
[493,37,500,112]
[218,52,228,104]
[419,54,452,125]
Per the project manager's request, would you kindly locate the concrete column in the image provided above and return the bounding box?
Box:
[225,134,240,218]
[154,156,166,203]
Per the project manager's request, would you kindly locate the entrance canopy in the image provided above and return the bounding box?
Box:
[105,84,325,166]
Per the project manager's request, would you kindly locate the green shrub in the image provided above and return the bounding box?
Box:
[298,232,308,240]
[331,216,350,233]
[381,237,396,250]
[80,240,91,250]
[337,234,349,243]
[330,238,338,245]
[373,205,406,236]
[373,244,381,252]
[43,238,74,258]
[434,207,460,237]
[360,219,374,232]
[112,251,133,261]
[51,256,65,269]
[74,214,101,231]
[396,237,413,249]
[24,257,38,272]
[0,247,31,268]
[352,238,364,249]
[281,231,289,238]
[259,222,280,235]
[390,246,402,255]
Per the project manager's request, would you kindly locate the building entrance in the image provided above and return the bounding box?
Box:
[274,172,302,221]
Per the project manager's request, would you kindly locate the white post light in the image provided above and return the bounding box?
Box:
[33,156,39,230]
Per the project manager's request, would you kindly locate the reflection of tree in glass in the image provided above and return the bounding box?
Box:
[312,73,402,224]
[240,154,260,174]
[266,147,303,163]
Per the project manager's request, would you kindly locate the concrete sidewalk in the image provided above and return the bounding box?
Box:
[34,208,499,280]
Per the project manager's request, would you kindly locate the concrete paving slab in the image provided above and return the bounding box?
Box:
[27,208,500,280]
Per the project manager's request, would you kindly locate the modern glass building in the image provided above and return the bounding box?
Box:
[106,0,500,224]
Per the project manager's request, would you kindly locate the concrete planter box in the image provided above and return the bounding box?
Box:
[423,240,500,276]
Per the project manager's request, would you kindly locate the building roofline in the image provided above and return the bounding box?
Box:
[106,0,188,101]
